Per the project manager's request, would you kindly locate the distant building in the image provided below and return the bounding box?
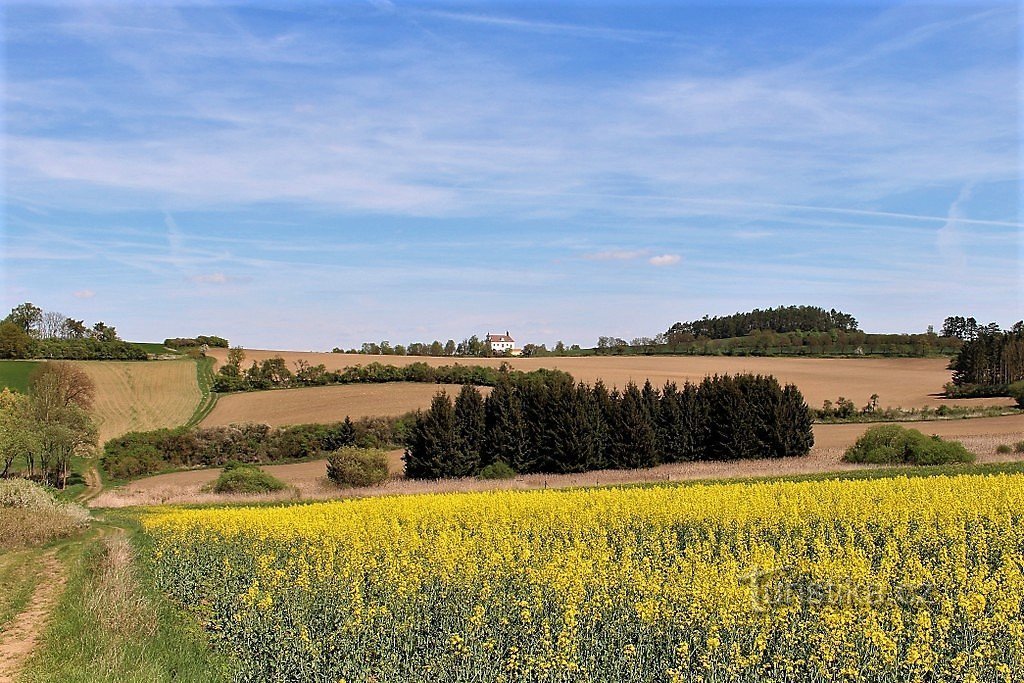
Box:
[485,331,518,355]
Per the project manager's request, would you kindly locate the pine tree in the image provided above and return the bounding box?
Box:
[484,379,530,473]
[404,392,460,478]
[613,382,658,468]
[322,416,356,451]
[703,375,758,460]
[453,384,485,476]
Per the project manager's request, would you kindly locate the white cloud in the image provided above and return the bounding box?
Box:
[581,249,648,261]
[648,254,680,267]
[73,289,95,298]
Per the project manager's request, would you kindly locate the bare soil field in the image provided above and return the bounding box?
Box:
[207,348,1012,411]
[77,360,201,443]
[92,415,1024,508]
[202,383,486,428]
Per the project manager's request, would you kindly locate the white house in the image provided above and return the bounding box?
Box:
[485,331,517,354]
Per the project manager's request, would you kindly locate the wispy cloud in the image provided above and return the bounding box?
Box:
[2,2,1019,347]
[419,9,676,44]
[649,254,681,267]
[581,249,649,261]
[73,289,95,299]
[191,273,230,285]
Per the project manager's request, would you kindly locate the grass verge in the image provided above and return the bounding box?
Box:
[185,356,218,428]
[18,518,233,683]
[0,551,40,631]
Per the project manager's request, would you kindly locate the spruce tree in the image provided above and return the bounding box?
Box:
[454,384,485,476]
[484,379,530,473]
[613,382,658,468]
[404,392,460,478]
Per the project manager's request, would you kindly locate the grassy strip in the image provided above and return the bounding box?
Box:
[0,359,42,393]
[184,356,218,428]
[614,460,1024,491]
[19,520,232,683]
[814,406,1021,424]
[129,342,181,355]
[0,551,39,631]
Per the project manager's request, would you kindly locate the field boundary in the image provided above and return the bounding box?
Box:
[185,357,218,429]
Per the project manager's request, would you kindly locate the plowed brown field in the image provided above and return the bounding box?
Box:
[202,383,487,428]
[207,348,1012,410]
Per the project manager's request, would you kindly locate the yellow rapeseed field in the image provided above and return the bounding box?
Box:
[142,474,1024,682]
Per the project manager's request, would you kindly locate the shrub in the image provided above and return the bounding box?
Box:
[478,461,516,480]
[326,447,389,487]
[211,465,286,494]
[843,425,974,465]
[1015,441,1024,454]
[0,478,90,550]
[1009,381,1024,408]
[996,444,1012,454]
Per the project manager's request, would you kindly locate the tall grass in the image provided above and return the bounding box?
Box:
[19,522,233,683]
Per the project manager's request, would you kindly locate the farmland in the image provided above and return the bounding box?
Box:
[77,360,202,443]
[0,360,42,393]
[142,473,1024,682]
[202,382,484,429]
[92,414,1024,508]
[206,348,1013,411]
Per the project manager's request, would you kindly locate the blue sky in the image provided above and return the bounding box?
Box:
[2,1,1021,350]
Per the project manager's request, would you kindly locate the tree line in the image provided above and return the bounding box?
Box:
[213,347,571,393]
[164,335,229,349]
[664,306,860,342]
[947,322,1024,395]
[0,302,147,360]
[594,329,960,358]
[404,373,813,479]
[101,415,411,479]
[0,363,99,487]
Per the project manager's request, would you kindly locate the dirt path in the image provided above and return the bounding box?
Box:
[0,551,66,683]
[77,464,103,505]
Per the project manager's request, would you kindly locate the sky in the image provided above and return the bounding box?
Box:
[2,0,1021,350]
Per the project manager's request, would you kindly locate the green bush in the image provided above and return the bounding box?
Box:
[1015,441,1024,454]
[478,461,516,480]
[843,425,974,465]
[996,444,1012,454]
[211,466,286,494]
[326,447,389,487]
[1009,381,1024,409]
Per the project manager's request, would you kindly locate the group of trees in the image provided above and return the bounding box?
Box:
[213,347,570,393]
[340,339,459,357]
[948,322,1024,390]
[164,335,229,349]
[340,335,566,358]
[0,363,99,487]
[405,373,813,479]
[592,306,972,358]
[594,329,960,358]
[0,302,146,360]
[664,306,860,342]
[939,316,1002,341]
[102,415,411,479]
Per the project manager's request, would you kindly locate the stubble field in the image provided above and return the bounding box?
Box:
[77,360,201,443]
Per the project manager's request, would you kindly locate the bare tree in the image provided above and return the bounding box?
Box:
[29,362,96,417]
[38,310,69,339]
